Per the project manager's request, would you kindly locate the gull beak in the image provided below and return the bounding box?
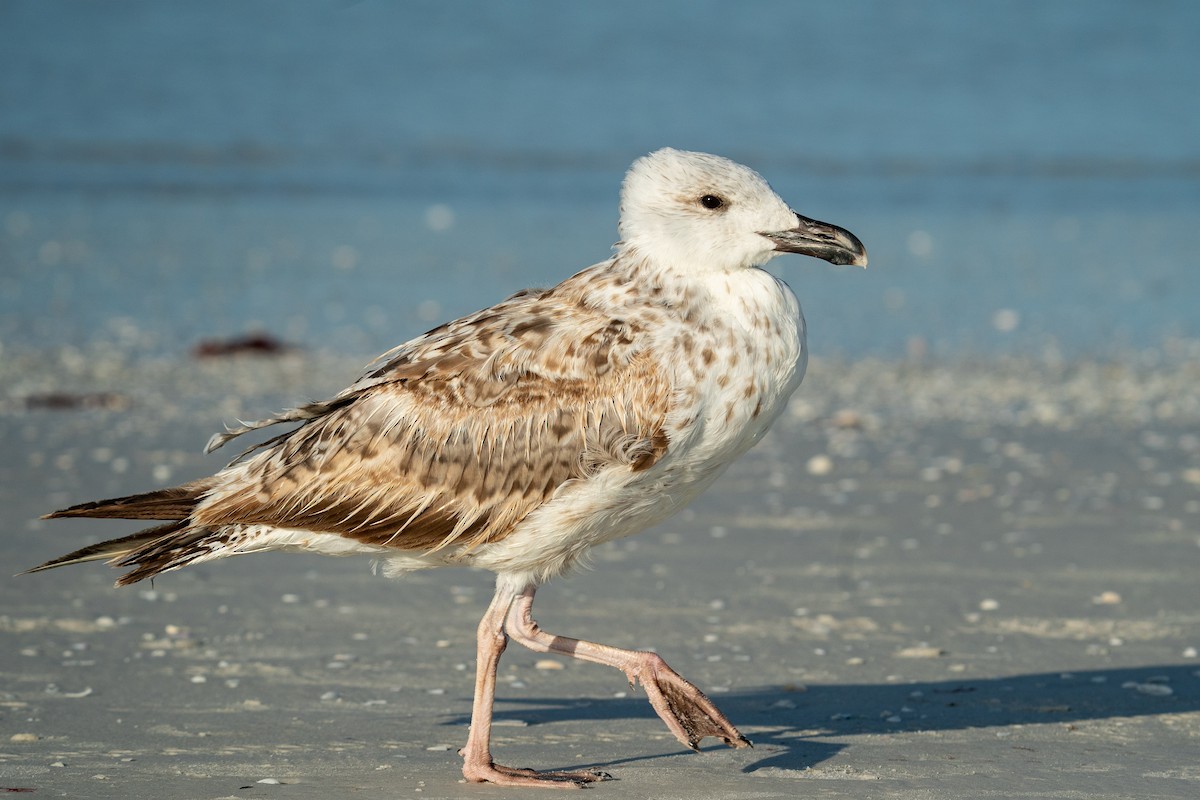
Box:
[761,213,868,268]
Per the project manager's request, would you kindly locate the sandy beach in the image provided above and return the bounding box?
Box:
[2,348,1197,799]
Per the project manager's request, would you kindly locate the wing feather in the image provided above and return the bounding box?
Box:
[192,273,673,556]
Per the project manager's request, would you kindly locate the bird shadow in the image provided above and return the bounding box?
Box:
[444,663,1196,773]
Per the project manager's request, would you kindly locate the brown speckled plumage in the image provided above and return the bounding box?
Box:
[39,268,674,580]
[29,148,866,787]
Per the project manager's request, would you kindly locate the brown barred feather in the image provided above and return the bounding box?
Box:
[21,520,190,576]
[32,264,673,582]
[193,272,672,555]
[42,481,208,521]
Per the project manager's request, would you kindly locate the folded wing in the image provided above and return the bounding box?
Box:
[194,284,673,556]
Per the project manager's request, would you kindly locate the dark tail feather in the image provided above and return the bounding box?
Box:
[20,520,189,578]
[43,481,208,521]
[33,481,225,585]
[109,527,223,586]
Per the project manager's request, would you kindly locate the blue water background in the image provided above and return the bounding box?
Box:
[1,1,1198,359]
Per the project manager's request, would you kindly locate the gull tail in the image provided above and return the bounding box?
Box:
[28,481,220,585]
[42,482,209,522]
[23,519,227,586]
[21,521,190,579]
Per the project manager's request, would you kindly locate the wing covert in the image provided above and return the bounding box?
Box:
[194,284,672,555]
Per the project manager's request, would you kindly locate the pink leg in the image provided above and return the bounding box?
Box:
[505,585,751,752]
[460,582,609,788]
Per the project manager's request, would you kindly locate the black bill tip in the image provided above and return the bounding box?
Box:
[761,213,868,267]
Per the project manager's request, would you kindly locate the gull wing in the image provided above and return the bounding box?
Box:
[193,279,672,555]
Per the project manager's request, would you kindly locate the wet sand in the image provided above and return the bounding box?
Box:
[2,348,1198,799]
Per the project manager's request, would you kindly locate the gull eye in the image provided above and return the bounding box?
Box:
[699,194,725,210]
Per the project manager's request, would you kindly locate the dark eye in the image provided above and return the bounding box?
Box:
[699,194,725,210]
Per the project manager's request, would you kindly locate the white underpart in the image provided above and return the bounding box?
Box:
[462,266,806,587]
[194,525,393,564]
[457,153,809,587]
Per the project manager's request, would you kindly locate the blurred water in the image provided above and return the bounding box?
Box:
[1,0,1198,358]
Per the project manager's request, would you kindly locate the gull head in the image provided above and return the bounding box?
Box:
[618,148,867,274]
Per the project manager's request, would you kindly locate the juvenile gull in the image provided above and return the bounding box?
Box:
[27,148,866,788]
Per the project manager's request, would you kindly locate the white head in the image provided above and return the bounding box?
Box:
[618,148,866,274]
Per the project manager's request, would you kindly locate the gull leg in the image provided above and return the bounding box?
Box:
[505,585,751,752]
[460,581,609,788]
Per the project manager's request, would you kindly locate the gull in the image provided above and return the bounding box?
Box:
[27,148,866,788]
